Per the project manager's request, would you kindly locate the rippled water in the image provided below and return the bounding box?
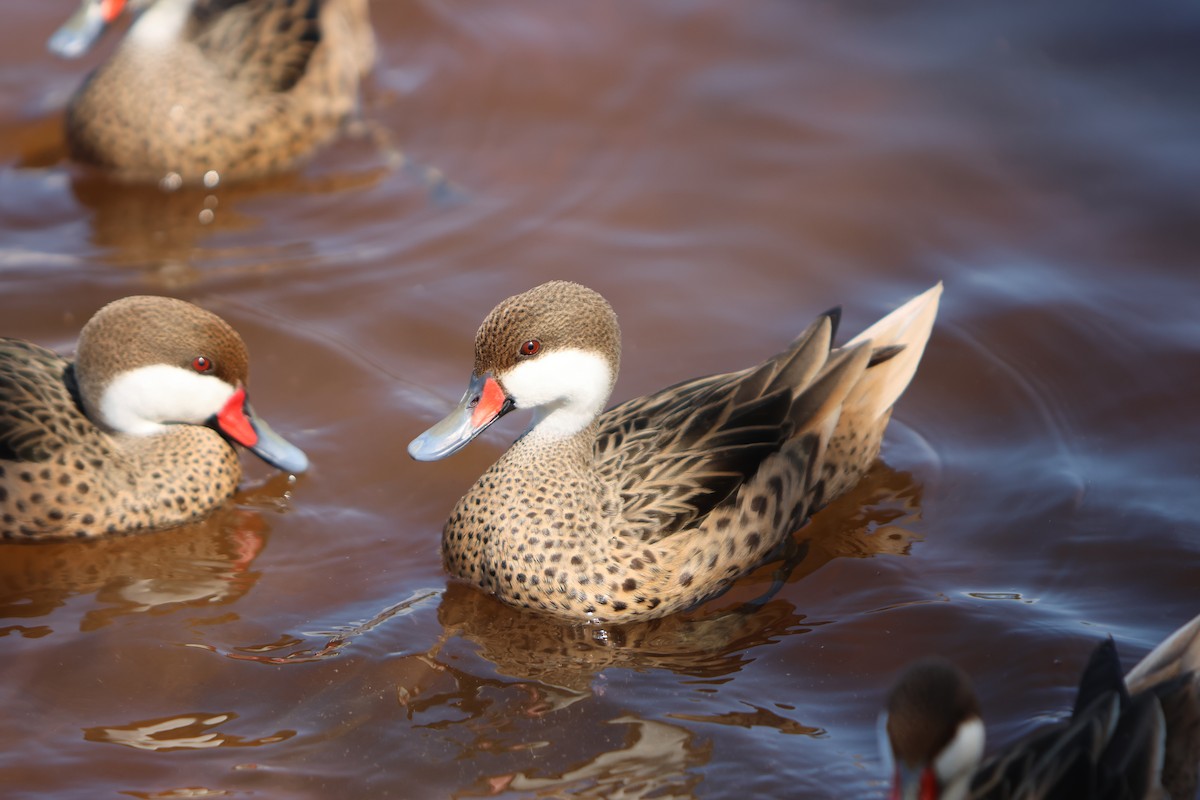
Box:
[2,2,1198,798]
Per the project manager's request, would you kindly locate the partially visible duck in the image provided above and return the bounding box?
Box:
[409,281,942,622]
[48,0,374,183]
[883,613,1200,799]
[0,296,308,541]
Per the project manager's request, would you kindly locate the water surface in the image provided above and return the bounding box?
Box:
[1,2,1198,797]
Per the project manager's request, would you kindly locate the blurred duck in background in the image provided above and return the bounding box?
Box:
[883,613,1200,799]
[48,0,375,184]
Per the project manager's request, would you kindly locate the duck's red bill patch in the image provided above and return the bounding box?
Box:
[217,386,259,447]
[102,0,129,24]
[471,377,508,428]
[918,768,938,800]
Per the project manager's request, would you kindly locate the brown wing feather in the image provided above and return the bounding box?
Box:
[190,0,322,92]
[594,314,838,543]
[969,638,1181,799]
[0,340,80,463]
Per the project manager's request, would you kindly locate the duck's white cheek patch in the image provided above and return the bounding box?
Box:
[100,364,237,436]
[128,0,194,50]
[503,349,612,440]
[933,716,985,797]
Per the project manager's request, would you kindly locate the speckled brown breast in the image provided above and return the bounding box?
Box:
[0,339,241,541]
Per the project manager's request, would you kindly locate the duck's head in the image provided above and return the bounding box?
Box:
[883,658,985,800]
[75,296,308,474]
[48,0,156,59]
[409,281,621,461]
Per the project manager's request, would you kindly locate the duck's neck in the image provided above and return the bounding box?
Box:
[113,425,242,528]
[522,402,600,448]
[511,417,598,472]
[500,348,614,450]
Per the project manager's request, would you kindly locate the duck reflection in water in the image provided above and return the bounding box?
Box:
[0,474,295,633]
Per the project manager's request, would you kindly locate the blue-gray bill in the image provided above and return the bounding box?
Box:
[245,406,309,474]
[408,372,514,461]
[48,0,113,59]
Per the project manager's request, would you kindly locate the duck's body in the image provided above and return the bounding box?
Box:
[409,281,941,623]
[0,296,307,541]
[884,614,1200,800]
[50,0,374,183]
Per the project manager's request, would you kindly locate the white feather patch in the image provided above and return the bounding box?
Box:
[99,364,236,436]
[933,716,985,800]
[127,0,194,50]
[502,349,613,441]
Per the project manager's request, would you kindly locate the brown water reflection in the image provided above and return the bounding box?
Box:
[84,711,296,752]
[2,1,1199,798]
[456,717,710,800]
[0,475,294,632]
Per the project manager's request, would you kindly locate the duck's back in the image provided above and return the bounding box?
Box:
[0,339,82,466]
[593,329,821,545]
[1,338,119,539]
[595,285,942,548]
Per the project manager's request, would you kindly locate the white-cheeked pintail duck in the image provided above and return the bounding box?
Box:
[0,296,307,541]
[48,0,374,184]
[883,613,1200,800]
[409,280,942,622]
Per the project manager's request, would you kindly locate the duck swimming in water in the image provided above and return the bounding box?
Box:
[48,0,374,183]
[883,613,1200,799]
[409,281,941,622]
[0,296,307,541]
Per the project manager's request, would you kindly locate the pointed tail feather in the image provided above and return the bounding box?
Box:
[842,282,943,426]
[1126,612,1200,693]
[1124,613,1200,800]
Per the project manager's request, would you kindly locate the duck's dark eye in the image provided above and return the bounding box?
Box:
[192,356,214,373]
[519,340,541,357]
